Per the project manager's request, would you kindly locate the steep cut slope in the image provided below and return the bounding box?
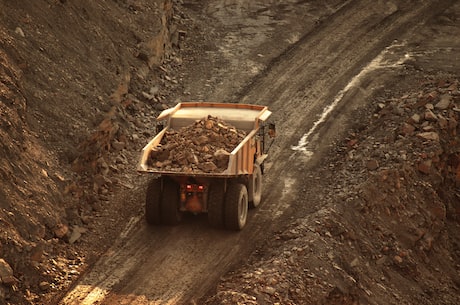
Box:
[0,1,177,303]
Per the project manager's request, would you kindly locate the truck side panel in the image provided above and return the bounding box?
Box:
[227,129,257,175]
[137,127,167,172]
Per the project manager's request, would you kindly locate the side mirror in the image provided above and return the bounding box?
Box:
[268,123,276,138]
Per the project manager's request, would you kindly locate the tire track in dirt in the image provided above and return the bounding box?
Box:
[59,1,455,304]
[244,0,455,206]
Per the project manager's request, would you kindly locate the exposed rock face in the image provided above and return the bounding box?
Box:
[0,0,177,303]
[148,116,247,173]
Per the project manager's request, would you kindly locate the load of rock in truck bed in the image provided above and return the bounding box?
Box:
[147,115,247,173]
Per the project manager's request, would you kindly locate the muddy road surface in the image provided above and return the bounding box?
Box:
[60,0,459,304]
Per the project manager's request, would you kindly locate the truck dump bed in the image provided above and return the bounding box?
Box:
[137,102,272,177]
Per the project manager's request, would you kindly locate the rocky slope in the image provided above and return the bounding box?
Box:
[205,75,460,304]
[0,0,179,303]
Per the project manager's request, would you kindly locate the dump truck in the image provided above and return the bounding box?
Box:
[137,102,275,230]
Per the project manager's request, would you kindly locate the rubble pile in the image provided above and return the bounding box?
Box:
[344,78,460,208]
[148,115,247,173]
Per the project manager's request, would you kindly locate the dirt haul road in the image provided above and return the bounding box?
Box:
[60,0,458,304]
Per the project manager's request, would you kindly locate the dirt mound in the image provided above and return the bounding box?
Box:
[148,116,246,172]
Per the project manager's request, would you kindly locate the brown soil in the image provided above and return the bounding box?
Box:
[0,0,459,305]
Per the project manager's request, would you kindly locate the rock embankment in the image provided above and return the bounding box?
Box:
[206,77,460,305]
[0,0,179,303]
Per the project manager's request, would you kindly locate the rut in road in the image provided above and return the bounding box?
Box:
[59,1,455,304]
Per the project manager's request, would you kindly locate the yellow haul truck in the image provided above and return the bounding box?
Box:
[137,102,274,230]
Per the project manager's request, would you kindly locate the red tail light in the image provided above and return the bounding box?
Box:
[184,184,205,192]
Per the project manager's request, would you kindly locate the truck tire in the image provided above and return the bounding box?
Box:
[145,178,162,225]
[161,178,182,225]
[207,181,225,228]
[248,163,262,208]
[224,183,248,230]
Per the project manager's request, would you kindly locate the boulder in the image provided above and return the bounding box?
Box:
[416,131,440,142]
[0,259,16,286]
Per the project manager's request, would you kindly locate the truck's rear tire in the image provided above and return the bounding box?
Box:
[145,178,162,225]
[161,178,182,225]
[224,183,248,230]
[207,181,225,228]
[248,163,262,208]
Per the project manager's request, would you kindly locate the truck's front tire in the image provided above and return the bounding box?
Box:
[248,163,262,208]
[224,183,248,230]
[161,178,182,225]
[208,181,225,228]
[145,178,162,225]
